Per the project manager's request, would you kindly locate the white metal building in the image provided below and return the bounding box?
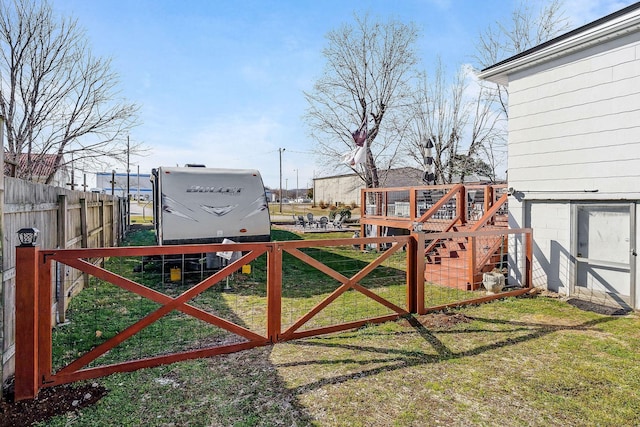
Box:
[479,3,640,309]
[313,167,495,208]
[96,171,152,199]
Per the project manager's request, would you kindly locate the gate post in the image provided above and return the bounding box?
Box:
[15,239,40,400]
[468,235,477,291]
[407,234,418,313]
[266,243,282,342]
[409,229,426,315]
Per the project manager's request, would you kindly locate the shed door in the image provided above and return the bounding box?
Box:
[574,204,635,305]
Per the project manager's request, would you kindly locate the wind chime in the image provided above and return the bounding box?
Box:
[422,136,435,185]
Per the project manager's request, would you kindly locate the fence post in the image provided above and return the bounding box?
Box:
[266,243,282,342]
[468,236,477,291]
[525,229,533,289]
[407,233,417,313]
[57,195,68,322]
[413,232,426,315]
[15,244,40,400]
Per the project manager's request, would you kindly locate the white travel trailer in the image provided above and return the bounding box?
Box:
[151,166,271,245]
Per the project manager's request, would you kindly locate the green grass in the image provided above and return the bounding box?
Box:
[41,227,640,426]
[42,297,640,427]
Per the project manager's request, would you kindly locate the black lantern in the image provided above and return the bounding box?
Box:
[17,227,40,246]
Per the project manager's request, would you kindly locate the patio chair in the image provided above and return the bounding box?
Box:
[332,214,346,229]
[318,216,329,229]
[306,213,317,227]
[295,215,306,228]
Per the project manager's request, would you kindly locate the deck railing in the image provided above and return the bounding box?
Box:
[360,184,508,232]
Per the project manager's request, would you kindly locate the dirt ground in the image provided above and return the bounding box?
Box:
[0,382,107,427]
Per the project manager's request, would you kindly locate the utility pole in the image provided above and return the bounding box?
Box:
[126,136,131,227]
[294,168,299,202]
[137,165,140,202]
[111,170,116,196]
[279,148,285,213]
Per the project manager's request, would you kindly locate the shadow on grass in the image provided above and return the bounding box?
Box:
[275,312,618,394]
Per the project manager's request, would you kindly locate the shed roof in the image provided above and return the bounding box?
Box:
[4,153,61,178]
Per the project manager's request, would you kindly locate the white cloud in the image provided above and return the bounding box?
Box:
[563,0,635,28]
[134,114,315,190]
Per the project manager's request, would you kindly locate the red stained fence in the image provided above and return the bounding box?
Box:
[14,231,532,400]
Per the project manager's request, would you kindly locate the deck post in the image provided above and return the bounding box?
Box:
[15,244,40,401]
[457,185,467,225]
[484,186,493,224]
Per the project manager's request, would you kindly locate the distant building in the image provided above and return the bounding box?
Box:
[4,153,70,188]
[96,171,152,199]
[313,167,494,207]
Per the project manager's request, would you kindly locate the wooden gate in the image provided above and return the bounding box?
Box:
[15,236,412,400]
[15,231,532,401]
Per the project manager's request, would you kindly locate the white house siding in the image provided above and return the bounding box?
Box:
[496,21,640,307]
[507,31,640,200]
[517,201,573,295]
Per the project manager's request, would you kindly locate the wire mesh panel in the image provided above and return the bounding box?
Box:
[279,237,410,338]
[465,186,487,224]
[420,228,532,311]
[415,187,457,222]
[49,244,268,377]
[493,186,509,226]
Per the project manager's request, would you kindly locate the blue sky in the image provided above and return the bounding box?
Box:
[50,0,633,189]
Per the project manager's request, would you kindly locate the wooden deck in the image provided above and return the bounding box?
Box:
[359,184,509,290]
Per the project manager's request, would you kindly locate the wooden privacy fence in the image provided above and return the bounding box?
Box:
[2,178,125,387]
[14,231,532,401]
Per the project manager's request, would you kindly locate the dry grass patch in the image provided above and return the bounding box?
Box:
[266,297,640,426]
[13,295,640,426]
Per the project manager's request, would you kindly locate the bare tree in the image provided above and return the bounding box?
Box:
[304,14,419,189]
[0,0,140,184]
[462,71,504,183]
[405,60,504,184]
[405,60,466,184]
[468,0,569,180]
[475,0,570,117]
